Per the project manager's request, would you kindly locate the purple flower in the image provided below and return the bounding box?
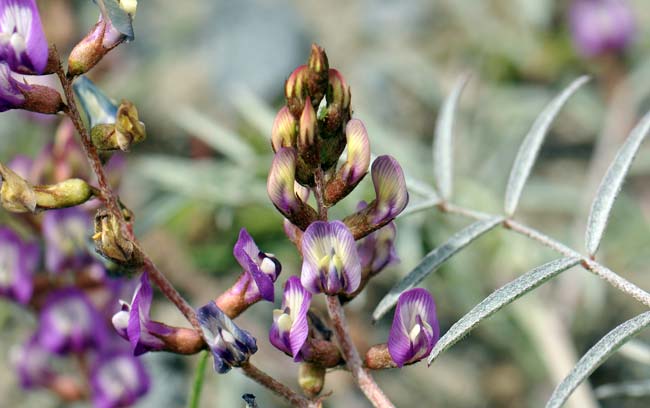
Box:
[197,301,258,373]
[42,207,92,274]
[0,0,49,74]
[340,119,371,185]
[10,334,55,388]
[271,106,297,152]
[388,288,439,367]
[300,220,361,295]
[0,61,25,111]
[269,276,311,360]
[356,201,399,276]
[267,147,300,216]
[569,0,635,57]
[0,227,38,304]
[232,228,282,303]
[112,272,171,356]
[370,155,408,225]
[90,351,150,408]
[38,287,107,354]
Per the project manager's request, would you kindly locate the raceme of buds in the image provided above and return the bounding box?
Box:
[197,301,258,374]
[300,220,361,295]
[269,276,312,360]
[0,227,38,304]
[68,14,128,77]
[271,106,297,152]
[93,209,144,269]
[324,119,371,204]
[232,228,281,302]
[0,63,63,114]
[90,351,150,408]
[388,288,440,367]
[11,335,55,388]
[285,65,308,118]
[267,147,317,229]
[0,0,49,74]
[43,207,93,274]
[38,288,107,354]
[298,97,318,166]
[569,0,635,57]
[91,100,146,151]
[112,273,172,355]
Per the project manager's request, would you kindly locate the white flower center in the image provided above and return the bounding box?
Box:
[9,32,25,54]
[260,257,276,276]
[274,309,293,333]
[0,4,32,55]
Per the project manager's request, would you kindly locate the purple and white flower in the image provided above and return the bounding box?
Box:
[232,228,281,303]
[388,288,440,367]
[112,272,171,356]
[42,207,92,274]
[0,61,25,111]
[569,0,635,57]
[269,276,311,360]
[90,351,150,408]
[370,155,408,225]
[0,227,38,304]
[10,334,55,388]
[38,287,107,354]
[340,119,370,185]
[267,147,300,217]
[197,301,258,373]
[0,0,49,74]
[300,220,361,295]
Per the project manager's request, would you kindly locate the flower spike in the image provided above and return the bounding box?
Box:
[300,220,361,295]
[197,301,258,373]
[269,276,312,360]
[388,288,439,367]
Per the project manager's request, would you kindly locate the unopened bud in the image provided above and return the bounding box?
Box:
[33,179,94,210]
[327,69,351,111]
[93,209,144,268]
[285,65,308,118]
[21,85,64,115]
[68,15,127,77]
[306,44,329,107]
[0,163,37,213]
[298,363,326,397]
[298,97,318,166]
[271,106,297,152]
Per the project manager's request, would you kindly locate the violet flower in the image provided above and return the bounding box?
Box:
[112,272,171,355]
[197,301,258,373]
[90,351,150,408]
[340,119,371,185]
[10,334,55,388]
[0,0,49,74]
[300,220,361,295]
[370,155,408,225]
[569,0,635,57]
[388,288,439,367]
[38,287,107,354]
[267,147,300,216]
[0,61,25,111]
[42,207,92,274]
[232,228,282,303]
[269,276,312,360]
[0,227,38,304]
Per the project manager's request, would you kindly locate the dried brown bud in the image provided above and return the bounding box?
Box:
[0,163,37,213]
[90,100,146,151]
[21,84,64,115]
[93,209,144,268]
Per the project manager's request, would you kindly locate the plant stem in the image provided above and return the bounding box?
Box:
[54,49,202,331]
[313,167,328,221]
[188,350,209,408]
[326,296,395,408]
[240,362,317,408]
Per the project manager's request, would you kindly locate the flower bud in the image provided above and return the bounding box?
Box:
[298,97,319,166]
[271,106,297,152]
[68,15,128,77]
[306,44,329,107]
[93,209,144,268]
[1,63,63,114]
[370,155,409,224]
[285,65,308,118]
[197,301,258,373]
[33,179,94,210]
[324,119,370,204]
[298,363,326,398]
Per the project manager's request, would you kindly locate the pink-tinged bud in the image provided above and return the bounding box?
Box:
[271,106,297,152]
[68,15,127,77]
[327,69,351,111]
[285,65,308,117]
[298,97,319,166]
[323,119,371,205]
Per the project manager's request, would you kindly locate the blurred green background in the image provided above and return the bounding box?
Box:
[3,0,650,407]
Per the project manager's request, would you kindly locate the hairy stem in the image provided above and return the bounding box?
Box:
[313,167,328,221]
[240,362,317,408]
[326,296,395,408]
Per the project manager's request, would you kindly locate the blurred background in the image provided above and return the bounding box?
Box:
[2,0,650,407]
